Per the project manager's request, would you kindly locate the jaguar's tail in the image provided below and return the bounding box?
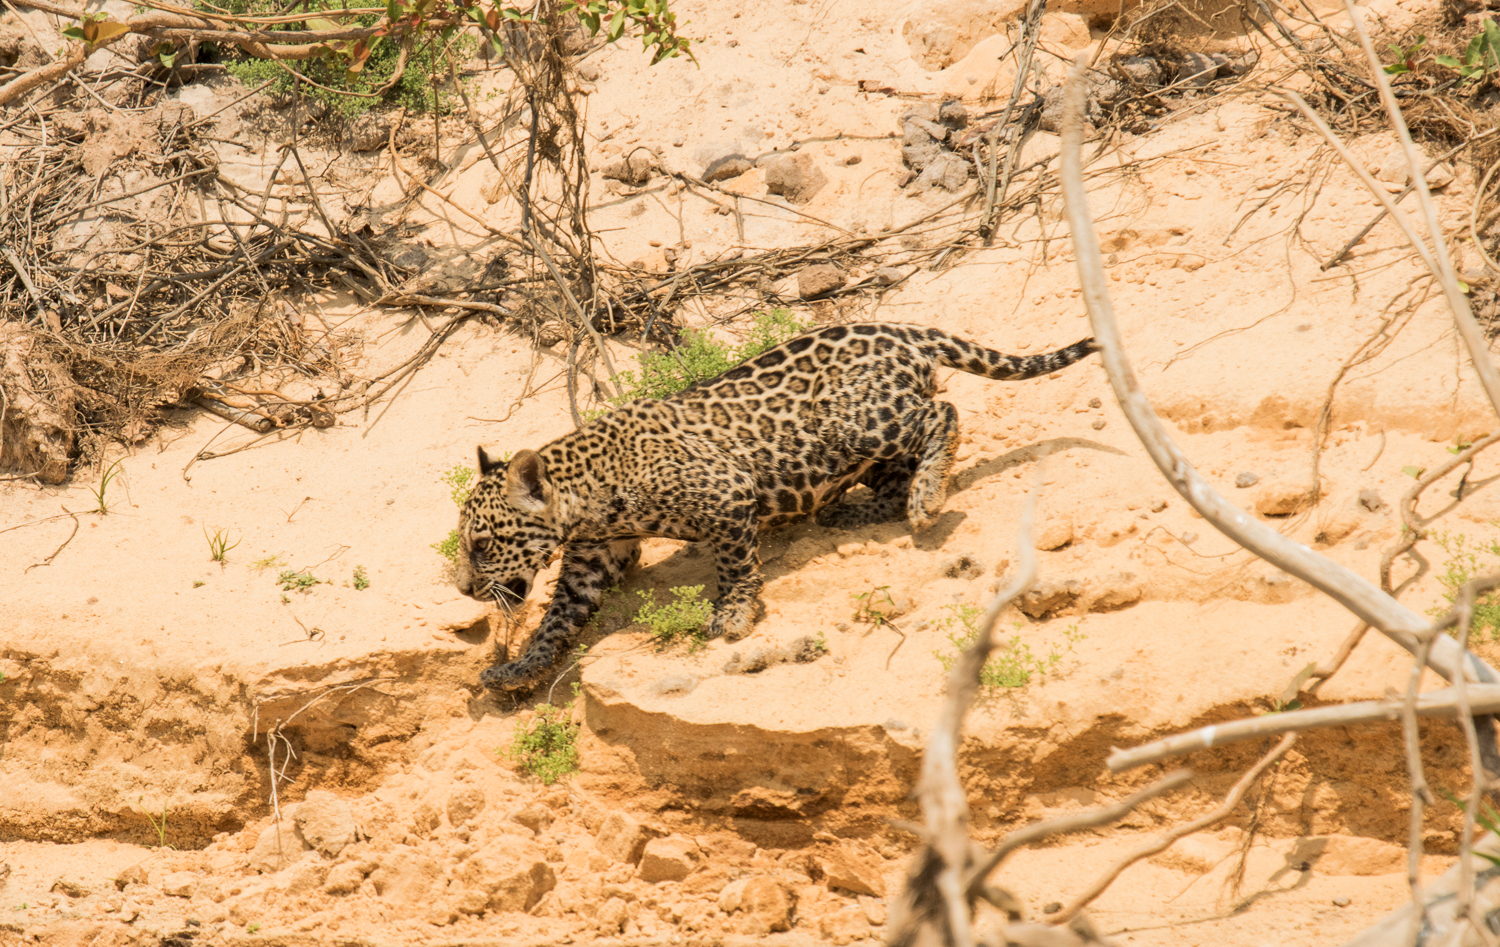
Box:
[918,328,1100,381]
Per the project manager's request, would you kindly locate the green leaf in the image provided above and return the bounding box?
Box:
[62,24,85,39]
[1436,53,1462,68]
[1459,279,1472,293]
[1402,465,1426,479]
[1383,63,1410,75]
[606,6,626,41]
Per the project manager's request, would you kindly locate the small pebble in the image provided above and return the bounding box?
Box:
[1235,471,1259,488]
[1088,397,1101,408]
[1149,498,1168,512]
[1181,531,1199,544]
[1042,902,1063,915]
[1091,419,1106,430]
[1332,896,1351,907]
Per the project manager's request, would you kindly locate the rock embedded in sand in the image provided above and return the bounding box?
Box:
[296,791,356,858]
[759,152,826,204]
[796,264,844,300]
[702,153,753,183]
[1019,578,1084,619]
[160,871,200,898]
[1235,471,1259,488]
[248,819,311,874]
[719,875,796,934]
[595,812,650,865]
[817,841,885,897]
[1255,482,1317,516]
[444,786,486,829]
[914,152,970,192]
[603,151,656,186]
[638,835,701,883]
[1358,488,1386,513]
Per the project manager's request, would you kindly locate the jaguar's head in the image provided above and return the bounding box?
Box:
[454,447,562,610]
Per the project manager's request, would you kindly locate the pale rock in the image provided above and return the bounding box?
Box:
[279,856,328,896]
[160,871,199,898]
[1036,515,1074,551]
[1358,489,1386,513]
[510,804,552,833]
[597,896,630,932]
[819,904,871,944]
[913,152,970,192]
[1083,572,1142,612]
[295,791,355,858]
[702,154,753,183]
[1019,578,1084,619]
[445,786,486,828]
[1255,482,1318,516]
[797,263,845,299]
[759,153,827,204]
[719,875,796,934]
[638,835,700,883]
[819,841,886,897]
[603,151,656,186]
[323,861,366,895]
[596,812,649,865]
[248,818,311,874]
[367,849,444,905]
[456,842,556,912]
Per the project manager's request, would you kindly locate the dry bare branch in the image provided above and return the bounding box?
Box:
[1109,685,1500,771]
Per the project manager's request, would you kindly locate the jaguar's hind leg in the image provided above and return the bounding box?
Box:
[815,456,918,529]
[905,400,960,532]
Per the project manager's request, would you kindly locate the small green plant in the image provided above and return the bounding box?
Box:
[1428,531,1500,640]
[193,580,205,588]
[851,585,899,626]
[277,569,322,593]
[251,553,288,572]
[13,904,27,911]
[934,606,1087,692]
[204,527,240,564]
[1449,435,1476,455]
[246,922,261,934]
[433,463,489,562]
[87,459,126,515]
[441,465,476,507]
[635,586,714,650]
[1436,20,1500,80]
[353,566,370,590]
[1402,465,1427,479]
[504,703,580,785]
[1383,34,1428,75]
[139,797,171,849]
[592,310,810,418]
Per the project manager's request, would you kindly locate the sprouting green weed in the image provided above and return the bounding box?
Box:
[353,565,370,590]
[88,459,126,515]
[1428,531,1500,640]
[635,586,715,651]
[934,606,1087,693]
[138,797,171,849]
[193,580,205,588]
[246,922,261,934]
[251,553,288,572]
[504,703,580,785]
[851,585,898,626]
[277,569,321,593]
[205,526,240,564]
[1441,788,1500,868]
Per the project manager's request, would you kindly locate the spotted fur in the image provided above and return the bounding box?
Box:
[455,322,1098,690]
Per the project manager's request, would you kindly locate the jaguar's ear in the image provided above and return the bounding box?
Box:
[503,449,552,515]
[477,445,507,475]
